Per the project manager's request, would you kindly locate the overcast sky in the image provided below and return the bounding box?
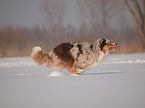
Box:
[0,0,81,29]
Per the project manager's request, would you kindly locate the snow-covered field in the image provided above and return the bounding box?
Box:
[0,53,145,108]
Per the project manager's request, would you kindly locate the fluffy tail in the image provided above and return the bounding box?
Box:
[31,46,54,66]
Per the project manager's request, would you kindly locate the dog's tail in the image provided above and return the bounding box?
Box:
[31,46,54,66]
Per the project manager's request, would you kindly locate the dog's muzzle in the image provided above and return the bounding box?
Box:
[108,43,117,51]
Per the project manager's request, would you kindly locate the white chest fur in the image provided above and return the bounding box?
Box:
[89,52,108,68]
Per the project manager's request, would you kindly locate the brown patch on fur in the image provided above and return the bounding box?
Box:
[32,51,54,66]
[53,43,74,70]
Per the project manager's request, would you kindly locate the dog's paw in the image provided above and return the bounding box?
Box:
[77,68,84,73]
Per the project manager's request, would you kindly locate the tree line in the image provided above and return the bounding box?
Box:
[0,23,144,58]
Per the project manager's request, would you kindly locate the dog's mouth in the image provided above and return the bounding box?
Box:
[108,46,116,51]
[107,43,117,51]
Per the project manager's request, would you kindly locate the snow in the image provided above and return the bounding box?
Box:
[0,53,145,108]
[47,71,66,77]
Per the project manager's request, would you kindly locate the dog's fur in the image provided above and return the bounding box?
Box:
[31,38,117,74]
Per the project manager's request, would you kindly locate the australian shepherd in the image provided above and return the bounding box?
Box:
[31,38,117,74]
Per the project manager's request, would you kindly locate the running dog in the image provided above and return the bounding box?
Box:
[31,38,117,74]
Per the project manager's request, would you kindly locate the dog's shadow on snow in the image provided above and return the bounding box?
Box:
[81,71,122,76]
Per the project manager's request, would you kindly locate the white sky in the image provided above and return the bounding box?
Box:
[0,0,81,29]
[0,0,136,30]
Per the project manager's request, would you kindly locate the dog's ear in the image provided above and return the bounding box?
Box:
[98,39,102,43]
[99,38,105,44]
[100,38,107,50]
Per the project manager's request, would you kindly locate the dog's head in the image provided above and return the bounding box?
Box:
[98,38,117,52]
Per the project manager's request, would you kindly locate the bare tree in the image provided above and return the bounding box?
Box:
[98,0,123,28]
[42,0,66,36]
[78,0,123,29]
[78,0,99,29]
[124,0,145,41]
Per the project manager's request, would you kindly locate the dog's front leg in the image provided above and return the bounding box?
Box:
[69,61,84,74]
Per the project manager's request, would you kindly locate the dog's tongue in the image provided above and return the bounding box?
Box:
[112,47,116,51]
